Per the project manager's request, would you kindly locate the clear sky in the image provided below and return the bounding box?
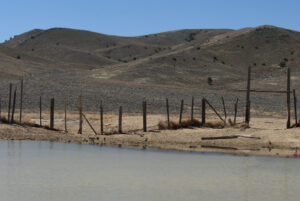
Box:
[1,0,299,42]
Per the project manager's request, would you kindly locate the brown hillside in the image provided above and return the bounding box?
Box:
[1,26,299,116]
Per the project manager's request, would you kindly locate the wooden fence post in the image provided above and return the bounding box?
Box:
[78,95,83,134]
[0,98,1,120]
[287,68,291,128]
[293,89,297,126]
[245,66,251,123]
[179,99,184,127]
[143,100,147,132]
[64,99,67,133]
[11,88,17,124]
[119,106,122,133]
[100,100,104,135]
[221,96,227,121]
[166,98,170,129]
[191,96,194,121]
[50,98,54,129]
[19,79,23,124]
[8,83,12,122]
[39,96,42,126]
[234,98,239,125]
[202,98,206,125]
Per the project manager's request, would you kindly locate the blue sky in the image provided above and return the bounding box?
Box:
[0,0,299,42]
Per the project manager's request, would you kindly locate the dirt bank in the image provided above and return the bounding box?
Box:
[0,114,300,157]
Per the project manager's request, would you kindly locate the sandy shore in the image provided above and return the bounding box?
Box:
[0,113,300,157]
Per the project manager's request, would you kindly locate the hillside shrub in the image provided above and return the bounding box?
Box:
[280,61,286,68]
[207,77,213,85]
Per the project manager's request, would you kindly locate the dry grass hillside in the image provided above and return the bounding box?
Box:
[0,25,299,117]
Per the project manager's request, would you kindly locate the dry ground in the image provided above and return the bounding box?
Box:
[1,111,300,157]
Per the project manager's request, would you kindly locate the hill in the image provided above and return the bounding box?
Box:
[1,25,300,116]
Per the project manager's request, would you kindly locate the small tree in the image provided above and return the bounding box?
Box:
[207,77,213,85]
[280,61,286,68]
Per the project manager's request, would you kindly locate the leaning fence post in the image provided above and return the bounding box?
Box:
[78,95,83,134]
[245,66,251,124]
[119,106,122,133]
[50,98,54,129]
[221,96,227,122]
[191,96,194,121]
[19,78,23,124]
[166,98,170,129]
[287,68,291,129]
[234,98,239,125]
[8,83,12,122]
[39,96,42,126]
[11,88,17,124]
[100,100,104,135]
[202,98,206,125]
[143,100,147,132]
[179,99,184,127]
[293,89,297,126]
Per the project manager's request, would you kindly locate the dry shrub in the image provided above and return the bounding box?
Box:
[103,129,120,135]
[204,121,224,129]
[0,116,60,131]
[228,118,249,129]
[158,118,225,130]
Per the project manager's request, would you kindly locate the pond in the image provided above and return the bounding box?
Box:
[0,140,299,201]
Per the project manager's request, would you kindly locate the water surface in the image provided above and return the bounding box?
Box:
[0,140,299,201]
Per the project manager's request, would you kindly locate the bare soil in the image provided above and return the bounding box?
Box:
[1,113,300,158]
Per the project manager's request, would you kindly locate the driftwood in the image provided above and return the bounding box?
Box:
[202,135,261,140]
[201,145,238,150]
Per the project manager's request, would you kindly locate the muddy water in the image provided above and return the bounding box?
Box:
[0,140,299,201]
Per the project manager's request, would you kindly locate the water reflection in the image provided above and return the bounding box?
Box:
[0,140,299,201]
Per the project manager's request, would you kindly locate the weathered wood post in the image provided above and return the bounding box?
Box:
[0,98,2,120]
[245,66,251,124]
[11,88,17,124]
[179,99,184,127]
[19,78,23,124]
[202,98,206,125]
[64,99,67,133]
[234,98,239,125]
[8,83,12,122]
[221,96,227,121]
[50,98,54,129]
[293,89,297,126]
[78,95,83,134]
[191,96,194,121]
[166,98,170,129]
[143,100,147,132]
[100,100,104,135]
[118,106,122,133]
[39,96,42,126]
[287,68,291,129]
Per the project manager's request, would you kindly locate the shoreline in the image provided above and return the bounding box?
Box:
[1,115,300,158]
